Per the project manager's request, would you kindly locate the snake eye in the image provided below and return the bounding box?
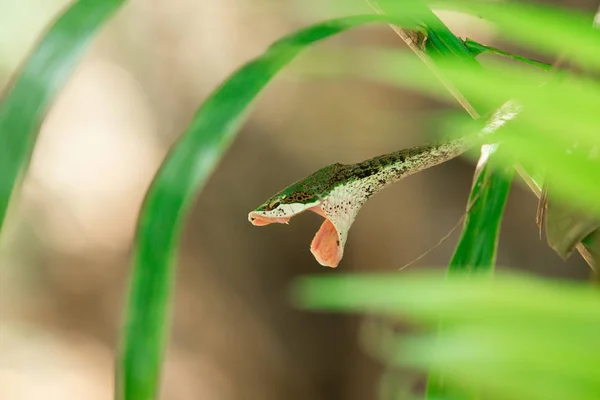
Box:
[268,200,281,211]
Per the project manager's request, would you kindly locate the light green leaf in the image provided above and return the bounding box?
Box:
[442,1,600,71]
[293,272,600,400]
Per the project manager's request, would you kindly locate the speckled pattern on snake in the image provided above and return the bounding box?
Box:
[248,137,471,268]
[248,101,521,267]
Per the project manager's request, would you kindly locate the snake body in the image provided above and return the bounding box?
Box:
[248,137,470,267]
[248,101,520,267]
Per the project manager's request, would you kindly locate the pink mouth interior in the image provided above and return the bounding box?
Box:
[310,218,343,268]
[248,214,290,226]
[248,206,343,268]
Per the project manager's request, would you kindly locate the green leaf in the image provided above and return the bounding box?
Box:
[539,143,600,263]
[293,271,600,318]
[0,0,126,233]
[545,195,600,260]
[427,143,514,399]
[412,8,516,396]
[447,144,514,272]
[432,1,600,71]
[292,271,600,400]
[116,13,456,400]
[462,38,552,71]
[424,67,516,400]
[370,5,516,397]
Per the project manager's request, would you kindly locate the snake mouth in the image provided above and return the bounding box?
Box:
[248,205,344,268]
[247,213,291,226]
[310,216,343,268]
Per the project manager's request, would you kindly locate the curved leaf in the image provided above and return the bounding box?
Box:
[0,0,126,232]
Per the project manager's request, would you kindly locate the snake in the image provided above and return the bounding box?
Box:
[248,101,521,268]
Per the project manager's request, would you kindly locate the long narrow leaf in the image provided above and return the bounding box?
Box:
[448,156,514,271]
[0,0,126,234]
[427,144,514,399]
[424,49,515,400]
[448,147,514,271]
[390,6,517,397]
[363,4,516,398]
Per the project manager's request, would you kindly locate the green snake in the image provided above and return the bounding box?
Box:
[248,102,520,268]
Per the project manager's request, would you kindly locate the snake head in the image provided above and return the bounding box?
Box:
[248,163,359,268]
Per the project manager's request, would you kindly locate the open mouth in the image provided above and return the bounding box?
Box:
[248,205,344,268]
[248,214,290,226]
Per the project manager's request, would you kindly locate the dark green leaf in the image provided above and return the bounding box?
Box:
[447,145,514,272]
[426,144,514,400]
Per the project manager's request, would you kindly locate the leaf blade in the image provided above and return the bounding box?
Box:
[448,145,514,272]
[0,0,126,232]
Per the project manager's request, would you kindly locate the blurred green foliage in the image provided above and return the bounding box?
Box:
[294,271,600,400]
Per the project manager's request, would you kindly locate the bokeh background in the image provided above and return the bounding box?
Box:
[0,1,597,399]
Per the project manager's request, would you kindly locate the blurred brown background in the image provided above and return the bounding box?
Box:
[0,1,596,399]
